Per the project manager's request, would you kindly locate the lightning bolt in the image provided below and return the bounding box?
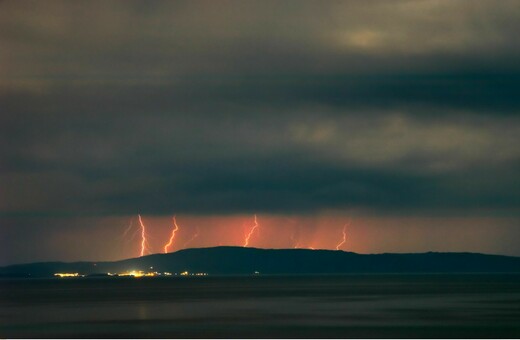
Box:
[335,223,349,251]
[243,214,259,247]
[290,225,301,249]
[183,226,200,248]
[290,232,301,248]
[122,217,141,245]
[137,214,149,257]
[122,217,134,238]
[164,215,180,253]
[128,226,141,242]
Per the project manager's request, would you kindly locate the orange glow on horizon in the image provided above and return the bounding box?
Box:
[38,214,516,263]
[243,214,259,247]
[128,213,354,255]
[164,216,180,253]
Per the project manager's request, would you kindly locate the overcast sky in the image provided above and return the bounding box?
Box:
[1,0,519,264]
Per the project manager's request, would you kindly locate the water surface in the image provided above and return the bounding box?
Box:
[1,274,519,338]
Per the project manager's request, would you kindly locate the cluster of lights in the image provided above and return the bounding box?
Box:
[54,273,81,278]
[118,270,158,277]
[54,270,209,278]
[180,271,208,276]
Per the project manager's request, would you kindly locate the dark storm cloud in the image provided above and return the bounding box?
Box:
[1,0,520,217]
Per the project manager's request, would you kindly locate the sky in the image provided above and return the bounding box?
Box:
[1,0,520,265]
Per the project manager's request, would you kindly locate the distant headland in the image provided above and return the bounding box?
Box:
[1,246,520,278]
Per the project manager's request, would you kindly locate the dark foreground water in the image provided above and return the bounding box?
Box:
[1,274,520,338]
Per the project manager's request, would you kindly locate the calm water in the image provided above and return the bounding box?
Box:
[1,274,520,338]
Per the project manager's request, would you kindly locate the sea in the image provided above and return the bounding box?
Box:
[1,274,519,338]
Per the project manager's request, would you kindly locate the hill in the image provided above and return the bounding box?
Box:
[1,246,520,277]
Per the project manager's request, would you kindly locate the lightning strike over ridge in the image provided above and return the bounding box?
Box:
[183,226,200,248]
[122,218,134,238]
[336,223,348,251]
[138,214,149,257]
[164,216,180,253]
[243,214,259,247]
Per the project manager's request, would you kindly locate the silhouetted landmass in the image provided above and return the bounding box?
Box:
[1,247,520,278]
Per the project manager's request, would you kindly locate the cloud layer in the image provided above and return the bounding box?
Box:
[1,0,519,217]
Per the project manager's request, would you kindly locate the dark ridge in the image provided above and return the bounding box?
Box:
[1,246,519,278]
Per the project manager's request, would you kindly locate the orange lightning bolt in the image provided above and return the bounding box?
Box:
[137,214,149,257]
[122,217,134,238]
[243,214,259,247]
[183,226,200,248]
[291,232,301,248]
[286,218,300,249]
[122,217,141,245]
[164,216,180,253]
[335,223,349,251]
[128,226,141,242]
